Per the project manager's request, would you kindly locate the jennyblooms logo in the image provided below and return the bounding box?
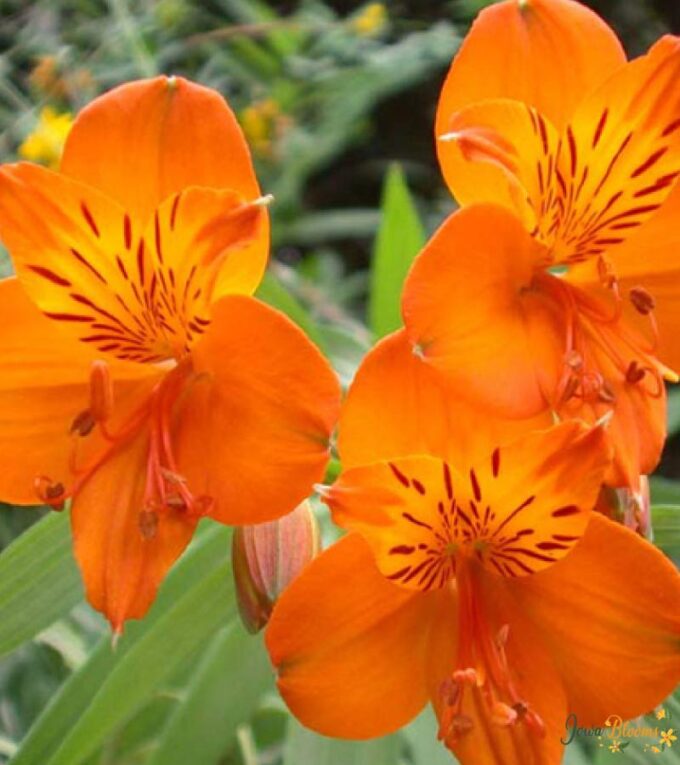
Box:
[562,709,676,755]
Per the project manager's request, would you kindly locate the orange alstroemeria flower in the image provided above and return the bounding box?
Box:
[0,76,341,631]
[266,331,680,765]
[417,0,680,489]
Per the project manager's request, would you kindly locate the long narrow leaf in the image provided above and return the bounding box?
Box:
[0,511,82,658]
[148,627,273,765]
[369,164,425,338]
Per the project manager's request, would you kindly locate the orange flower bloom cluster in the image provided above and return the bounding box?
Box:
[0,76,341,632]
[266,2,680,763]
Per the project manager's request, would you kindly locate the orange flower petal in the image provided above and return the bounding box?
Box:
[438,98,554,230]
[435,0,625,140]
[61,76,268,295]
[402,205,563,418]
[338,329,552,470]
[0,278,155,504]
[513,513,680,725]
[71,424,197,632]
[0,163,265,363]
[174,295,341,525]
[266,533,454,738]
[61,77,258,218]
[327,421,609,586]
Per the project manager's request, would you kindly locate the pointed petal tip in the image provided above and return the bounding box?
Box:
[252,193,274,208]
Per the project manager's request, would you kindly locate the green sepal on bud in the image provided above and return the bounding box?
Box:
[232,500,320,634]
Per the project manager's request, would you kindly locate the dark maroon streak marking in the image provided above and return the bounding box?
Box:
[80,202,100,238]
[592,132,633,197]
[70,247,106,284]
[387,566,411,581]
[631,146,668,179]
[536,541,569,551]
[401,512,433,531]
[469,469,482,502]
[567,125,577,176]
[123,214,132,250]
[536,113,549,155]
[552,533,579,541]
[456,505,475,530]
[116,255,129,280]
[443,462,453,500]
[136,240,146,284]
[403,557,437,584]
[44,311,93,322]
[592,109,608,148]
[154,212,163,263]
[388,462,410,488]
[70,293,125,327]
[491,495,536,538]
[170,194,181,230]
[491,448,500,478]
[194,316,211,326]
[503,547,557,563]
[389,545,415,555]
[552,504,580,517]
[27,265,71,287]
[412,479,426,495]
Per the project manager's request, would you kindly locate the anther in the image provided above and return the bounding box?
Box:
[598,379,616,403]
[89,360,114,423]
[447,714,474,739]
[439,678,461,707]
[597,256,617,290]
[629,286,655,315]
[70,409,96,437]
[159,467,187,485]
[138,510,159,540]
[565,350,583,371]
[452,668,478,685]
[626,360,646,384]
[491,701,519,727]
[165,494,188,511]
[560,374,580,404]
[34,476,66,509]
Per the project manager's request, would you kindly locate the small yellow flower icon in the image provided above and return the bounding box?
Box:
[609,740,622,753]
[660,728,677,747]
[652,746,662,754]
[657,708,668,720]
[18,107,73,169]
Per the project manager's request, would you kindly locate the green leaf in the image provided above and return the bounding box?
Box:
[255,270,326,351]
[668,389,680,436]
[9,523,231,765]
[283,719,401,765]
[148,627,273,765]
[403,707,455,765]
[46,567,232,765]
[369,164,426,338]
[0,511,82,659]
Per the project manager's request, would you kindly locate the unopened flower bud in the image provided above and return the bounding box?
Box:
[232,500,320,633]
[595,476,651,537]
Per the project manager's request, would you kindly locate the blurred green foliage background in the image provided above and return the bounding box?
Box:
[0,2,679,764]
